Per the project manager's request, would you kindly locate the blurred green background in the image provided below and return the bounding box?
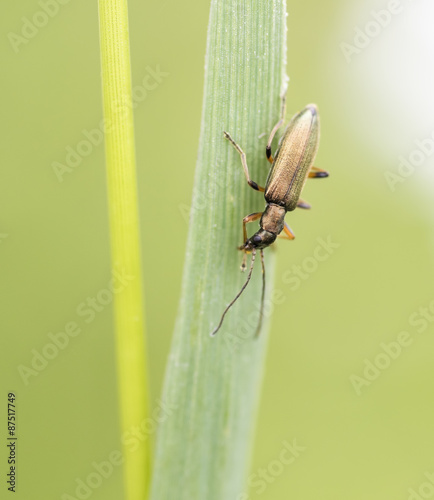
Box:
[1,0,434,499]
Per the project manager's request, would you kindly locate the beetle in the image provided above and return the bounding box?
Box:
[211,96,329,337]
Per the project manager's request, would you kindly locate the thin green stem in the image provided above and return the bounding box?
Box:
[150,1,287,498]
[98,1,150,499]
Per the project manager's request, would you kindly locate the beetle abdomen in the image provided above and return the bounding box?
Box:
[265,104,320,211]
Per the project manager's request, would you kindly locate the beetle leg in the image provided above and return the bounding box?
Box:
[308,166,329,178]
[223,132,265,192]
[242,212,263,245]
[278,221,295,240]
[297,198,311,209]
[266,93,287,164]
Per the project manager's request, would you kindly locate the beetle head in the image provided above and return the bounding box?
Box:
[240,229,276,252]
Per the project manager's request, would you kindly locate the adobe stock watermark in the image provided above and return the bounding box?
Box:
[235,439,306,500]
[384,129,434,192]
[178,141,264,224]
[408,471,434,500]
[350,297,434,395]
[52,65,169,183]
[61,451,123,500]
[120,397,178,453]
[340,0,409,63]
[280,235,340,291]
[17,268,135,386]
[223,235,340,353]
[61,398,178,500]
[179,166,237,223]
[7,0,72,54]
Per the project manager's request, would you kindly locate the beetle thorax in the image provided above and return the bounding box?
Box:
[260,204,286,235]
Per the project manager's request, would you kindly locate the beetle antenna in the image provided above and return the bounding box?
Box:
[254,249,266,338]
[210,249,257,336]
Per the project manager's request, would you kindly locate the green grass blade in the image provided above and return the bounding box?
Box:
[98,1,150,499]
[150,0,287,498]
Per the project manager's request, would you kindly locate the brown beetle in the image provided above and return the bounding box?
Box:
[211,97,329,337]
